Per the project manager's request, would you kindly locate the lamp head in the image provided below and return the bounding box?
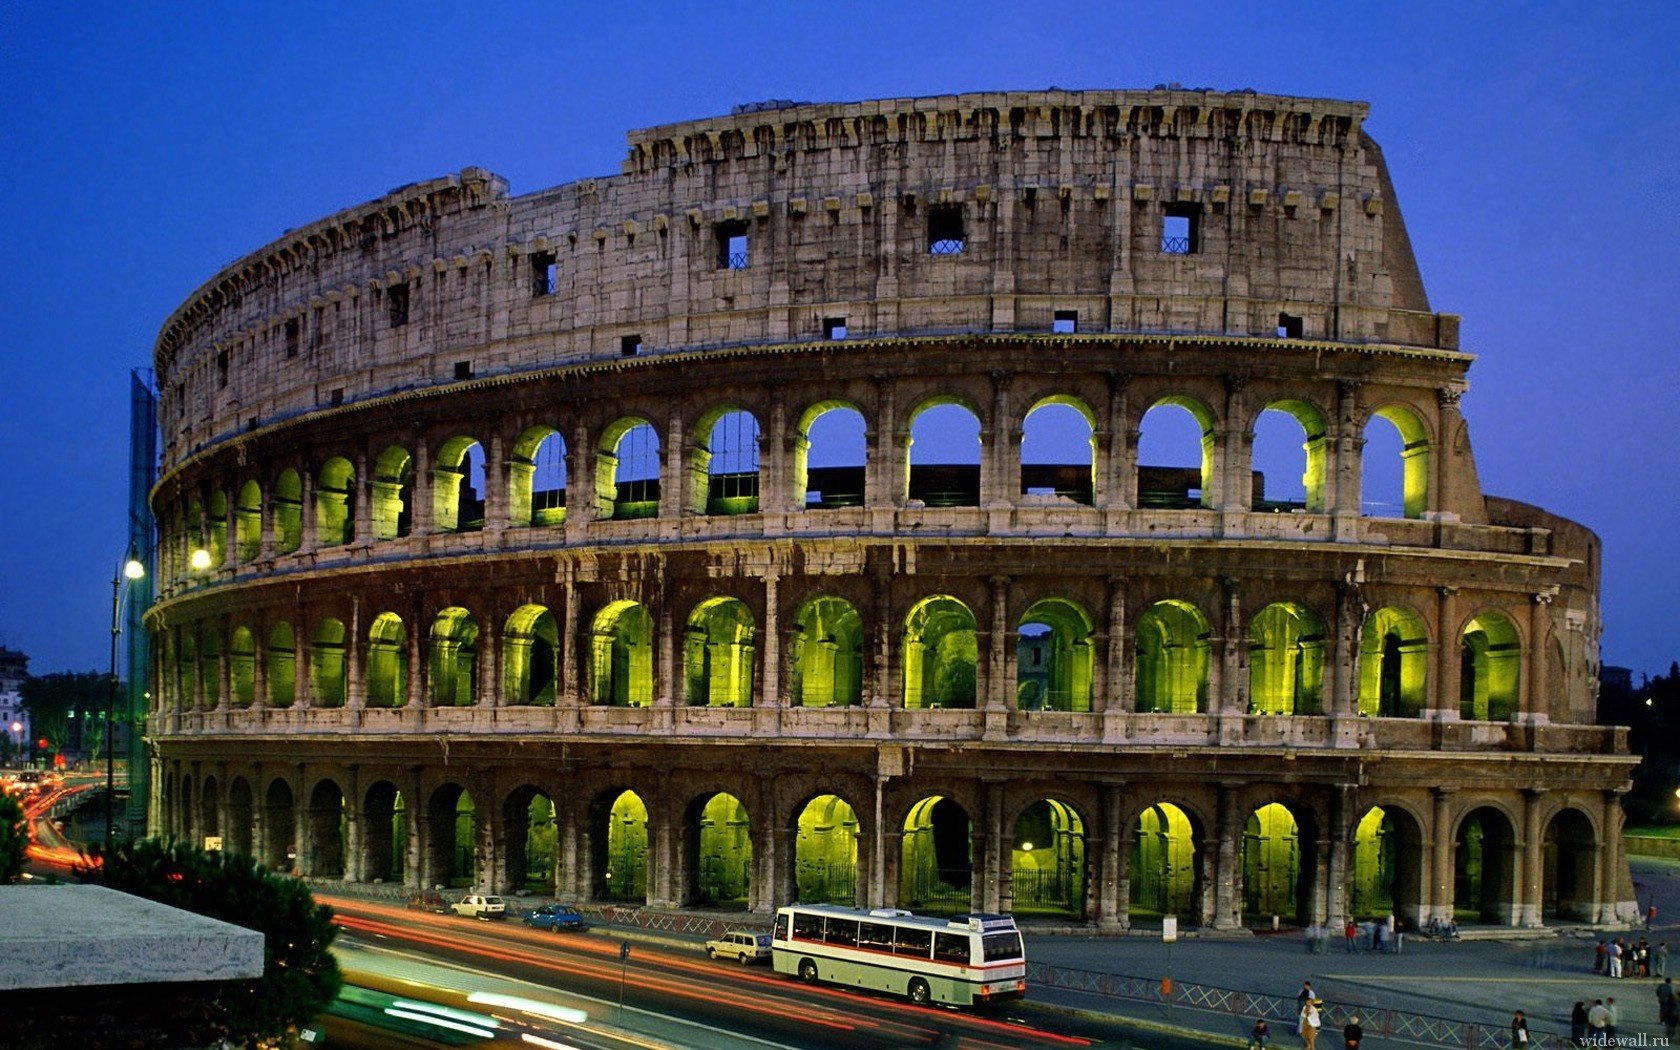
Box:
[123,559,145,580]
[189,548,212,571]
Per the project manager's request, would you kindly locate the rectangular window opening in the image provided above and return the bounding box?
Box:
[453,361,473,381]
[216,350,229,389]
[928,204,966,255]
[620,334,643,357]
[716,221,750,269]
[388,282,410,327]
[1052,310,1078,335]
[1161,203,1201,255]
[1277,313,1304,339]
[284,318,300,358]
[823,317,848,340]
[531,251,558,297]
[329,388,344,407]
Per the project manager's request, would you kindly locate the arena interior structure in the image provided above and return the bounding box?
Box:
[145,89,1637,931]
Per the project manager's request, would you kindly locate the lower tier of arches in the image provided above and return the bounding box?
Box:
[151,739,1640,930]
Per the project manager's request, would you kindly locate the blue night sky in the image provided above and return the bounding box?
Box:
[1,2,1674,679]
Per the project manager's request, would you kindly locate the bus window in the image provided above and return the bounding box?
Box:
[982,931,1023,962]
[776,913,791,940]
[933,932,971,963]
[824,918,859,947]
[894,927,933,958]
[858,922,893,951]
[793,912,823,941]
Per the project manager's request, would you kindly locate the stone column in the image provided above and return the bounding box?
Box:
[352,447,373,548]
[407,595,426,709]
[867,377,898,517]
[1525,594,1550,721]
[1326,785,1350,926]
[981,781,1006,913]
[346,598,364,711]
[1436,586,1460,719]
[1520,788,1544,926]
[1105,577,1129,726]
[660,410,685,523]
[482,427,506,543]
[299,469,318,554]
[1330,380,1363,534]
[984,370,1015,509]
[760,570,781,708]
[345,765,364,882]
[986,576,1009,711]
[1217,579,1242,715]
[868,568,892,710]
[1429,787,1454,924]
[477,608,499,709]
[761,395,790,520]
[560,569,581,723]
[1099,372,1131,516]
[565,422,591,541]
[1212,783,1243,929]
[259,473,276,560]
[1098,782,1125,933]
[411,437,433,536]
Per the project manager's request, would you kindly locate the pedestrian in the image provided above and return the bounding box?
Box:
[1344,1013,1363,1049]
[1594,940,1607,974]
[1657,941,1669,979]
[1651,902,1659,931]
[1605,996,1617,1041]
[1509,1010,1528,1048]
[1376,922,1390,953]
[1298,980,1315,1010]
[1298,997,1322,1050]
[1608,938,1623,978]
[1246,1018,1270,1049]
[1657,977,1675,1037]
[1586,998,1609,1042]
[1305,922,1319,954]
[1569,1001,1587,1046]
[1344,918,1357,953]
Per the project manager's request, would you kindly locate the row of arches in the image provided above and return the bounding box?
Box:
[162,594,1526,720]
[163,771,1606,927]
[161,393,1436,583]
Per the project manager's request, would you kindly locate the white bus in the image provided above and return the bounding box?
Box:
[771,905,1026,1007]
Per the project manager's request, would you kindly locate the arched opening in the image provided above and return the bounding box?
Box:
[795,403,867,509]
[264,778,295,872]
[229,627,256,708]
[371,445,414,540]
[198,776,220,845]
[597,418,661,520]
[1241,802,1308,925]
[503,787,557,894]
[684,598,755,707]
[176,632,198,711]
[226,777,253,858]
[502,604,559,706]
[309,617,347,707]
[425,785,477,890]
[235,480,263,562]
[1011,799,1086,919]
[365,613,408,708]
[901,795,972,915]
[265,622,295,708]
[1251,401,1328,512]
[1135,600,1210,713]
[361,781,404,884]
[1016,598,1094,712]
[1351,805,1425,924]
[272,468,303,554]
[789,596,863,707]
[591,601,653,706]
[1020,398,1096,505]
[1138,398,1215,509]
[199,630,223,709]
[1543,808,1598,922]
[315,456,355,547]
[593,789,649,903]
[902,596,977,709]
[794,794,859,905]
[428,607,478,707]
[1461,611,1522,721]
[207,490,228,566]
[907,401,981,507]
[1130,803,1201,921]
[687,792,752,908]
[1358,606,1428,717]
[1454,807,1518,925]
[509,426,567,528]
[694,408,760,515]
[307,779,346,878]
[432,437,486,533]
[1248,603,1326,715]
[1363,405,1428,519]
[179,773,196,843]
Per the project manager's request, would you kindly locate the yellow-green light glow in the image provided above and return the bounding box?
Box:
[189,547,212,570]
[123,558,145,579]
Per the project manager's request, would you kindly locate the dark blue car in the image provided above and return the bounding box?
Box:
[522,904,587,932]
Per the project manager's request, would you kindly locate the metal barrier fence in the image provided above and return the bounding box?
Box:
[1025,961,1577,1049]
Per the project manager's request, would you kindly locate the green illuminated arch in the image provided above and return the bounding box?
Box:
[599,789,649,902]
[175,631,198,711]
[428,607,478,707]
[591,600,653,706]
[432,436,484,533]
[684,597,755,707]
[1135,600,1210,713]
[265,621,295,708]
[1241,803,1302,921]
[366,612,407,708]
[901,795,972,915]
[200,629,222,709]
[504,788,557,893]
[691,407,761,516]
[793,401,867,509]
[1248,603,1326,715]
[1017,598,1094,712]
[596,417,660,520]
[1021,396,1097,504]
[789,595,863,707]
[691,792,752,907]
[371,445,414,540]
[272,468,302,554]
[902,596,978,709]
[1139,396,1217,509]
[509,426,567,528]
[795,794,860,904]
[1012,799,1087,918]
[1365,405,1430,520]
[1350,804,1423,921]
[235,480,262,563]
[1358,606,1428,717]
[1130,802,1199,918]
[309,617,347,708]
[315,457,355,547]
[229,626,256,708]
[1460,611,1521,721]
[207,490,228,566]
[1453,806,1517,923]
[185,500,205,573]
[503,604,559,706]
[1253,400,1329,512]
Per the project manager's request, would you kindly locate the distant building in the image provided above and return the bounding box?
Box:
[0,647,29,761]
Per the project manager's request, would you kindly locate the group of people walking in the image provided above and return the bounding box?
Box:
[1594,936,1667,980]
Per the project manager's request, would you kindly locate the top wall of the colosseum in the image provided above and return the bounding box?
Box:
[152,89,1457,473]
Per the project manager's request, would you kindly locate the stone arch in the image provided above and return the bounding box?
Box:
[428,607,478,707]
[371,444,414,540]
[1138,396,1216,509]
[366,612,408,708]
[503,604,559,706]
[692,406,761,515]
[1251,399,1329,512]
[1248,602,1326,715]
[1453,805,1520,924]
[272,468,302,554]
[1240,801,1317,925]
[509,425,567,528]
[907,398,981,507]
[1351,803,1426,924]
[425,783,477,890]
[207,489,228,566]
[901,795,973,915]
[789,595,863,707]
[1130,801,1204,922]
[199,629,223,709]
[1016,597,1094,712]
[591,600,653,706]
[360,780,406,884]
[306,778,347,878]
[234,480,263,562]
[309,617,347,707]
[1460,610,1522,721]
[1358,605,1429,717]
[684,791,752,908]
[1010,797,1088,919]
[793,793,861,905]
[226,776,254,858]
[503,785,558,894]
[684,597,755,707]
[591,788,649,903]
[229,626,256,708]
[1135,600,1211,713]
[315,456,355,547]
[1363,403,1430,519]
[903,595,978,709]
[596,417,660,520]
[264,776,295,872]
[1542,806,1598,922]
[1020,396,1096,505]
[199,775,220,843]
[432,435,486,533]
[795,401,867,509]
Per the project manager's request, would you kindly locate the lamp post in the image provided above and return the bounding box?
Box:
[107,555,145,847]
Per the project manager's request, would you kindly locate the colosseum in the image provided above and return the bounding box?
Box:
[145,88,1637,932]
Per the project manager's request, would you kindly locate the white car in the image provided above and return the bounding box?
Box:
[705,930,771,964]
[450,894,508,920]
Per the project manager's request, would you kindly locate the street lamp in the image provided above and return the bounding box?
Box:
[8,721,19,766]
[107,555,145,847]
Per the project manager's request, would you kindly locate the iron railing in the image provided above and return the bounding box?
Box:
[929,238,966,256]
[1161,235,1192,254]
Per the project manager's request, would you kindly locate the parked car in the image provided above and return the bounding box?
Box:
[522,904,587,933]
[705,930,771,964]
[450,894,508,920]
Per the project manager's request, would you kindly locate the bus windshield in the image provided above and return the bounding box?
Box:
[982,932,1023,962]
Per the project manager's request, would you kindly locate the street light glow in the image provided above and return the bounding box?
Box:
[189,548,212,571]
[123,559,145,580]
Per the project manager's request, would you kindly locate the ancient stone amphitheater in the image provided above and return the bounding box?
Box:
[146,89,1635,930]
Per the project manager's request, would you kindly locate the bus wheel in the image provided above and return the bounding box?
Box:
[908,979,931,1006]
[798,958,818,983]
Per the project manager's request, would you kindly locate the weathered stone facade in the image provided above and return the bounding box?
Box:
[146,89,1635,930]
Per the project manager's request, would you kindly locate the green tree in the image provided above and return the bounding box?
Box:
[78,839,342,1047]
[0,791,25,883]
[21,671,110,762]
